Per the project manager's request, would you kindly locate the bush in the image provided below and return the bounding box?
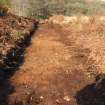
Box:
[0,0,11,16]
[0,0,10,7]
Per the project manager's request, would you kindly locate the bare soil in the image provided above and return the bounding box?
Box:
[4,23,105,105]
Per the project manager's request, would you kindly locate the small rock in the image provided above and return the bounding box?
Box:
[40,96,44,99]
[56,99,60,104]
[63,96,71,102]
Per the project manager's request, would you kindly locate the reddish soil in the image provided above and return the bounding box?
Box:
[5,23,103,105]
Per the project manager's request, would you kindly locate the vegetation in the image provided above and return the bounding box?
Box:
[0,0,11,7]
[28,0,105,19]
[10,30,25,41]
[1,0,105,19]
[0,0,10,16]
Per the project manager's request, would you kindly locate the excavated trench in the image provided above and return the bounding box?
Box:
[1,10,105,105]
[3,24,105,105]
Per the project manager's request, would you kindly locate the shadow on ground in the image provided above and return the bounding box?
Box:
[75,74,105,105]
[0,25,38,105]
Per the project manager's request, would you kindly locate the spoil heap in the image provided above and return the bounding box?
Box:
[0,7,38,69]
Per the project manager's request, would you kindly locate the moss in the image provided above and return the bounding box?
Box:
[10,30,25,42]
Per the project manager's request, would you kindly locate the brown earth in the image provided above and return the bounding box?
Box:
[3,21,105,105]
[0,8,38,69]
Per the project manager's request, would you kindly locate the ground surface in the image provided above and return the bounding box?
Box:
[5,22,105,105]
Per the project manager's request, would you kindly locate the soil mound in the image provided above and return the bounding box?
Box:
[0,7,38,69]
